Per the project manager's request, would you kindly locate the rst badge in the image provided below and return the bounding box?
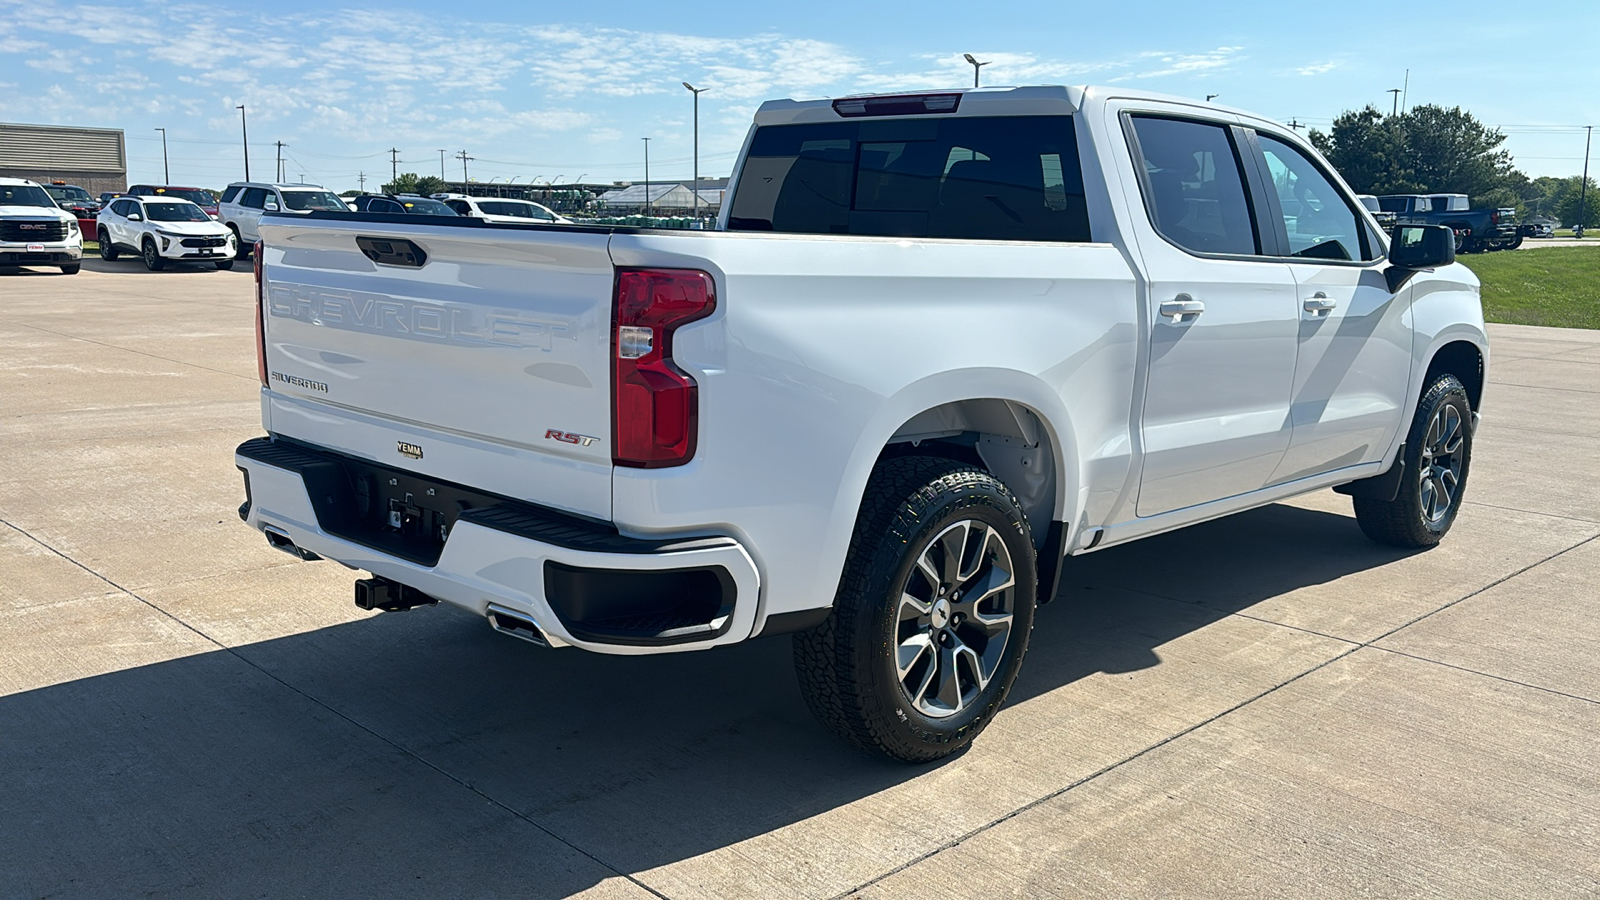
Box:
[397,441,424,459]
[545,429,600,447]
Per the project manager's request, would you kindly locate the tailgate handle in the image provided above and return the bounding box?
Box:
[356,236,427,268]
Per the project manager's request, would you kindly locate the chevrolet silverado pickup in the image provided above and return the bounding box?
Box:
[236,86,1487,761]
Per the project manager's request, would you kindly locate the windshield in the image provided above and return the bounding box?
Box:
[398,197,456,215]
[479,200,555,220]
[1,184,58,208]
[150,188,215,207]
[280,190,349,211]
[144,201,212,222]
[1358,196,1381,213]
[45,185,92,203]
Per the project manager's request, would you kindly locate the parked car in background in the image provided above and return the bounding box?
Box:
[127,185,219,219]
[1522,216,1557,239]
[42,181,100,215]
[1378,193,1519,252]
[1356,194,1397,231]
[0,177,83,274]
[348,193,458,215]
[96,195,236,271]
[432,193,570,224]
[218,182,351,253]
[99,191,124,206]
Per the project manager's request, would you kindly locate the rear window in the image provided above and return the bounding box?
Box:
[479,200,554,220]
[728,115,1090,242]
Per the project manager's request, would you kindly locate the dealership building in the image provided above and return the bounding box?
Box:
[0,122,127,195]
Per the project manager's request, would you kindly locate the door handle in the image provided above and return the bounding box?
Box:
[1303,292,1337,316]
[1159,295,1205,321]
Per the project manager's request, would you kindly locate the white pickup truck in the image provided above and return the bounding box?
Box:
[237,86,1486,761]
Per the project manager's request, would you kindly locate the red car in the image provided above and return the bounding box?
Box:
[127,184,219,219]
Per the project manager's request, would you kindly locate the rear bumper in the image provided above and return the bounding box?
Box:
[235,437,760,655]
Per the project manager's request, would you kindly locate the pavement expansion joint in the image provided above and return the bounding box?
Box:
[0,516,672,900]
[14,321,259,383]
[834,530,1600,898]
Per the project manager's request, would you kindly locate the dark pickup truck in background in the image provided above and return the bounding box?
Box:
[1378,193,1520,252]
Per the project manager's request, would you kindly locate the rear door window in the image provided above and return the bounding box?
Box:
[220,185,242,203]
[728,115,1090,242]
[1127,115,1260,256]
[240,188,268,210]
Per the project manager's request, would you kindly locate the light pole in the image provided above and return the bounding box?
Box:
[154,128,169,183]
[1205,94,1219,103]
[275,141,286,182]
[963,53,989,88]
[642,137,651,216]
[683,82,707,224]
[1577,125,1593,239]
[237,105,250,180]
[1387,88,1402,117]
[438,149,447,181]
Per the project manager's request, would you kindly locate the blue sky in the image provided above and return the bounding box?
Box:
[2,0,1594,190]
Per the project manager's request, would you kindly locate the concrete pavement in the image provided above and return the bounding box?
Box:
[2,260,1597,898]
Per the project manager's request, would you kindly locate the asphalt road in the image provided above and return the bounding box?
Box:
[3,258,1598,899]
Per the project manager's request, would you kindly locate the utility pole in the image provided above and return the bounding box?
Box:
[358,172,366,192]
[154,128,169,183]
[438,149,447,181]
[641,137,651,216]
[1577,125,1593,239]
[1401,69,1409,114]
[237,105,250,180]
[683,82,707,224]
[388,148,400,187]
[1287,119,1305,132]
[1205,94,1219,103]
[963,53,989,88]
[455,150,473,184]
[1387,89,1402,117]
[275,141,286,182]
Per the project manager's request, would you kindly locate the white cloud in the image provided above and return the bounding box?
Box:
[1297,61,1339,76]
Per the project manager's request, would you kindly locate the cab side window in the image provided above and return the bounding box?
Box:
[1257,135,1376,261]
[446,200,470,215]
[1129,115,1259,256]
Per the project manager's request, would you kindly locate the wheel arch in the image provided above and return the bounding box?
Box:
[1423,339,1485,411]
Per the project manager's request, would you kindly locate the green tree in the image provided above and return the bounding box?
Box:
[384,172,422,194]
[414,175,450,196]
[1309,104,1526,205]
[1528,175,1600,227]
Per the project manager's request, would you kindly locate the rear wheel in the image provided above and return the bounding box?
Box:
[1353,374,1472,548]
[141,238,165,271]
[98,229,117,260]
[793,457,1036,762]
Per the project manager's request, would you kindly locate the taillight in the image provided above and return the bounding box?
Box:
[612,268,716,467]
[1490,211,1499,225]
[254,241,267,386]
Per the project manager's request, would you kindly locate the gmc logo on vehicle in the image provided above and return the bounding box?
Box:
[20,224,45,230]
[545,429,600,447]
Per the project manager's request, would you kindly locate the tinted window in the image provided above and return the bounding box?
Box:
[220,185,242,203]
[113,199,137,217]
[145,201,211,222]
[0,184,56,207]
[1258,134,1373,261]
[396,197,455,215]
[728,115,1090,242]
[1129,116,1258,256]
[480,200,553,219]
[364,197,405,214]
[279,190,347,211]
[445,200,471,215]
[241,188,268,210]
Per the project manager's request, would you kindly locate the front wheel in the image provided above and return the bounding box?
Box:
[141,238,165,271]
[1353,374,1473,548]
[793,457,1036,762]
[98,229,117,260]
[60,263,80,275]
[215,259,235,271]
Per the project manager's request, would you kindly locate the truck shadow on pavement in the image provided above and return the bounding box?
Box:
[0,502,1416,898]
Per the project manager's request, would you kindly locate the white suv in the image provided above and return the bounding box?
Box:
[96,196,237,270]
[218,182,350,250]
[1,177,83,275]
[432,193,569,224]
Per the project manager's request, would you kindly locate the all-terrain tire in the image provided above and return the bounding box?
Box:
[1354,374,1473,548]
[793,456,1037,762]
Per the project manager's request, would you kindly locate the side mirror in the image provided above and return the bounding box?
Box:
[264,200,280,212]
[127,213,143,222]
[1386,224,1455,292]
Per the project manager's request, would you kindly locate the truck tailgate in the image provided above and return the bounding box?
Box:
[257,216,617,520]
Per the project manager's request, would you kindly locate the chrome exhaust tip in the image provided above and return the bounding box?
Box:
[486,604,551,647]
[262,525,321,561]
